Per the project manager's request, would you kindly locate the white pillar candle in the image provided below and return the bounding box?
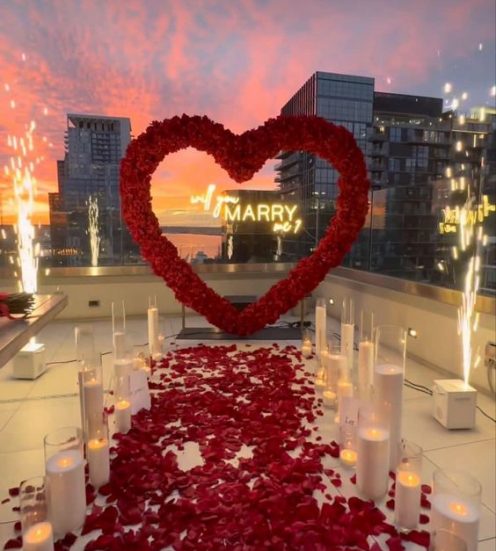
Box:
[147,306,160,358]
[82,378,104,415]
[87,437,110,488]
[341,322,355,369]
[322,389,336,408]
[23,521,54,551]
[374,363,403,469]
[340,448,357,468]
[115,399,132,433]
[395,471,421,529]
[45,449,86,536]
[358,340,374,397]
[335,378,353,423]
[356,426,390,500]
[315,304,326,358]
[431,495,480,551]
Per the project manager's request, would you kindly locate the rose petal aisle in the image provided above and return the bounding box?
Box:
[4,344,430,551]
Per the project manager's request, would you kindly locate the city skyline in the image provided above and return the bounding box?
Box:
[0,0,495,225]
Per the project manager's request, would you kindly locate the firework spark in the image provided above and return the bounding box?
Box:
[87,194,101,267]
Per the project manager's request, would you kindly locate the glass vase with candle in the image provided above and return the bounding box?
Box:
[430,529,468,551]
[323,343,344,408]
[339,418,357,469]
[44,427,86,537]
[74,324,98,369]
[374,325,406,469]
[20,476,54,551]
[358,310,374,400]
[314,342,327,391]
[79,362,103,442]
[301,328,313,358]
[335,347,353,424]
[114,374,132,434]
[395,440,422,530]
[86,412,110,488]
[315,297,327,358]
[431,469,481,551]
[341,297,355,372]
[356,404,390,500]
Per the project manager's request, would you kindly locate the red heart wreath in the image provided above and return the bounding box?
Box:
[120,114,369,335]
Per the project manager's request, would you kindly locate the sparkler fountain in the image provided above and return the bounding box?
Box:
[87,194,101,267]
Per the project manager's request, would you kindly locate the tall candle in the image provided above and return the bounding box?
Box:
[315,302,326,358]
[395,471,421,529]
[374,363,403,469]
[147,306,160,358]
[341,322,354,369]
[87,437,110,487]
[431,494,480,551]
[356,426,390,500]
[115,399,131,433]
[23,521,54,551]
[45,449,86,536]
[358,340,374,397]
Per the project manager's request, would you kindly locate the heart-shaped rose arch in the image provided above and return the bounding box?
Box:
[120,114,369,335]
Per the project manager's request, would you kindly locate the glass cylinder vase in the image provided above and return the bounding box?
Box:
[315,297,327,358]
[301,328,313,358]
[114,374,132,434]
[322,344,345,408]
[431,469,481,551]
[374,325,406,469]
[44,427,86,537]
[395,440,422,530]
[356,404,390,500]
[358,310,374,399]
[86,412,110,488]
[341,297,355,371]
[430,529,468,551]
[20,476,54,551]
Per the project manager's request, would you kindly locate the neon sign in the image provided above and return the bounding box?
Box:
[439,195,495,235]
[191,184,303,234]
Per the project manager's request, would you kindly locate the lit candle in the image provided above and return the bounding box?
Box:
[115,399,131,433]
[23,521,54,551]
[340,448,357,468]
[315,371,327,390]
[341,322,354,369]
[315,300,326,358]
[358,340,374,397]
[87,437,110,488]
[356,426,390,500]
[147,306,160,358]
[301,343,312,358]
[322,389,336,408]
[374,363,403,469]
[395,470,421,529]
[45,449,86,536]
[431,495,480,551]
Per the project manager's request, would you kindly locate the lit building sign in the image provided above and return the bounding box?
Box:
[439,195,495,234]
[191,184,302,234]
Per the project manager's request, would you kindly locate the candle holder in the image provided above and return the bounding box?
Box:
[20,476,54,551]
[111,300,128,360]
[114,374,132,434]
[44,427,86,537]
[430,529,468,551]
[356,404,390,500]
[335,345,352,424]
[78,362,103,442]
[74,324,98,369]
[301,329,313,358]
[322,343,344,408]
[374,325,406,469]
[147,297,161,359]
[314,342,327,391]
[339,419,357,468]
[395,440,422,530]
[431,469,481,551]
[315,297,327,358]
[341,297,355,371]
[86,412,110,488]
[358,310,374,400]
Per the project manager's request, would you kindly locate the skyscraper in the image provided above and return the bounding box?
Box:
[49,114,138,266]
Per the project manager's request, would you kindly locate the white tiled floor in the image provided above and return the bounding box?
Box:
[0,314,495,549]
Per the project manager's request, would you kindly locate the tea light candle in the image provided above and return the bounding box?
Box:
[87,437,110,487]
[358,340,374,396]
[147,306,160,358]
[340,448,357,468]
[23,521,54,551]
[45,449,86,536]
[341,322,354,368]
[322,389,336,408]
[356,426,390,500]
[374,363,403,469]
[395,470,421,529]
[431,494,480,551]
[115,399,131,433]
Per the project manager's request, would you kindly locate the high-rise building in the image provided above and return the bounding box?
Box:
[277,72,495,289]
[49,114,139,266]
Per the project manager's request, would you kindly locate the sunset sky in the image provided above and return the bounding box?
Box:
[0,0,495,226]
